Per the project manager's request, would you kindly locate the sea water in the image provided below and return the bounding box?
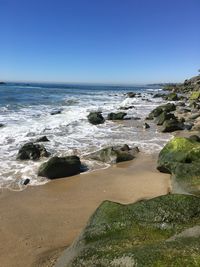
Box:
[0,83,171,189]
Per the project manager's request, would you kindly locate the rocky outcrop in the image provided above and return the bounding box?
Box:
[157,137,200,195]
[107,112,127,120]
[55,194,200,267]
[164,75,200,93]
[87,112,105,125]
[17,142,50,160]
[38,156,82,179]
[86,144,139,163]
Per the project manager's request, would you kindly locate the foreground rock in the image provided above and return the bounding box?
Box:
[147,103,176,120]
[86,144,139,163]
[157,137,200,195]
[87,112,105,125]
[161,119,184,132]
[17,142,50,160]
[55,194,200,267]
[107,112,127,120]
[38,156,82,179]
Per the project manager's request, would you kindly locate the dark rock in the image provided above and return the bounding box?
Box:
[87,112,105,125]
[86,145,139,164]
[0,123,5,128]
[126,92,136,98]
[119,105,135,110]
[35,136,50,142]
[17,142,50,160]
[147,103,176,120]
[189,135,200,142]
[153,93,165,98]
[50,109,62,115]
[55,194,200,267]
[23,178,30,185]
[107,112,127,120]
[143,122,150,129]
[156,111,176,126]
[161,119,184,132]
[0,81,6,85]
[38,156,82,179]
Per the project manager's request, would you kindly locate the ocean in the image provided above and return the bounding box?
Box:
[0,82,171,189]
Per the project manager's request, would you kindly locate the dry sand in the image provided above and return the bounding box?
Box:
[0,153,170,267]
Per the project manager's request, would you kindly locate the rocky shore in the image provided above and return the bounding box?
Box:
[54,73,200,266]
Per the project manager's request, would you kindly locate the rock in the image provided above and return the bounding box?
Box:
[35,136,49,142]
[23,178,30,185]
[147,103,176,120]
[189,135,200,142]
[161,119,184,132]
[156,111,176,125]
[55,194,200,267]
[164,92,179,101]
[126,92,136,98]
[157,137,200,194]
[190,91,200,101]
[38,156,82,179]
[50,109,62,115]
[17,142,50,160]
[143,122,150,129]
[107,112,127,120]
[188,113,200,120]
[87,112,105,125]
[86,145,139,163]
[0,123,4,128]
[153,93,165,98]
[0,81,6,85]
[119,105,135,110]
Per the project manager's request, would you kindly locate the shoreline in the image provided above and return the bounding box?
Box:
[0,152,170,267]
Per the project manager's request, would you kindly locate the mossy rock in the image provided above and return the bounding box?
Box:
[107,112,127,120]
[156,111,176,126]
[157,137,200,194]
[38,156,82,179]
[161,119,184,133]
[164,92,179,101]
[55,194,200,267]
[87,112,105,125]
[190,91,200,101]
[147,103,176,120]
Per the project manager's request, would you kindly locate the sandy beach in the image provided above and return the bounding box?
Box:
[0,153,170,267]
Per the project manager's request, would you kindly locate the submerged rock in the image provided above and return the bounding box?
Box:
[126,92,136,98]
[55,194,200,267]
[107,112,127,120]
[38,156,82,179]
[35,136,50,142]
[87,112,105,125]
[86,144,139,163]
[17,142,50,160]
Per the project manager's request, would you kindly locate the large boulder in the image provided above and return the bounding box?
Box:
[107,112,127,120]
[55,194,200,267]
[86,144,139,163]
[157,137,200,195]
[87,112,105,125]
[17,142,50,160]
[38,156,82,179]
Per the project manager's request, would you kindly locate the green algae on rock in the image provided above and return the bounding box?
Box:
[55,194,200,267]
[157,137,200,195]
[190,91,200,101]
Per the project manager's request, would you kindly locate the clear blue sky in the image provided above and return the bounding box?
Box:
[0,0,200,84]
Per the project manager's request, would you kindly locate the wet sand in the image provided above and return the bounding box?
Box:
[0,153,170,267]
